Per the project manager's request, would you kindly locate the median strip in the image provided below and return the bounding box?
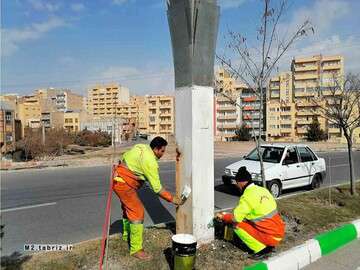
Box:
[244,219,360,270]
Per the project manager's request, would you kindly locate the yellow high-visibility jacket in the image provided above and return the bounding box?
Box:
[122,144,162,193]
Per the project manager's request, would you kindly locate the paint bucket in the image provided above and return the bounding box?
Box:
[172,234,197,270]
[224,224,234,241]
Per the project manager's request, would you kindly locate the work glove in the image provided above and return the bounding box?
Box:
[216,212,234,224]
[159,189,174,203]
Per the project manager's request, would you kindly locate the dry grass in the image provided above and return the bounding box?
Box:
[2,183,360,270]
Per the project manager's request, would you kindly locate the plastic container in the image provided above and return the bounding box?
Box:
[224,224,234,241]
[172,234,197,270]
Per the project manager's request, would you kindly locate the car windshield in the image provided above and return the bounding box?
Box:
[245,146,285,163]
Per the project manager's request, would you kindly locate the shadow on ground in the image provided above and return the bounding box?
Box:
[1,252,31,270]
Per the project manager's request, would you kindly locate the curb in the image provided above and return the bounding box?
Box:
[244,218,360,270]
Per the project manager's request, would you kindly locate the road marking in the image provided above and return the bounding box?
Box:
[328,164,348,168]
[1,202,57,213]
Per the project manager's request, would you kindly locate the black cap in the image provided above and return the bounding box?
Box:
[235,166,252,182]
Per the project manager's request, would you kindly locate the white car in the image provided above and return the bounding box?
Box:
[222,144,326,197]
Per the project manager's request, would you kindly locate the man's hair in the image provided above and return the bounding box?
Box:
[150,136,168,149]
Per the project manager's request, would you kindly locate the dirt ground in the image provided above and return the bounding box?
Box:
[2,182,359,270]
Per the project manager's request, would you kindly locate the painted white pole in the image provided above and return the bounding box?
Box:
[167,0,219,245]
[175,86,215,244]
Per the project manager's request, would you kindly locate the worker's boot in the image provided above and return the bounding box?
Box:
[122,219,130,241]
[131,250,152,260]
[129,223,152,260]
[251,246,274,260]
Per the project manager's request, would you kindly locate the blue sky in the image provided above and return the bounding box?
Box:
[2,0,360,96]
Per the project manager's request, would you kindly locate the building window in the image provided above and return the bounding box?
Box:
[5,112,12,123]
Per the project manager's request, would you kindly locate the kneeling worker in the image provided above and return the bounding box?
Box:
[217,166,285,259]
[113,136,183,260]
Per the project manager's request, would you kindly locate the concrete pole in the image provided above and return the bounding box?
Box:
[42,124,45,146]
[167,0,219,245]
[175,86,215,243]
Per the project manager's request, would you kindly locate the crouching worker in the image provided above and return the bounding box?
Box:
[217,166,285,259]
[113,136,183,260]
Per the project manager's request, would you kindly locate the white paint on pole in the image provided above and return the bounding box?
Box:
[175,85,214,244]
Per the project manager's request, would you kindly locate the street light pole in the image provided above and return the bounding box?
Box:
[167,0,219,244]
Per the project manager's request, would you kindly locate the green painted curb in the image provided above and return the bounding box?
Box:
[315,223,357,255]
[243,262,268,270]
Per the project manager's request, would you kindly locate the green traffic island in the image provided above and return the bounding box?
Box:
[3,182,360,270]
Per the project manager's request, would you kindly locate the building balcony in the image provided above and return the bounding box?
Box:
[217,106,236,111]
[296,119,312,125]
[217,114,237,120]
[296,101,317,107]
[296,110,320,116]
[217,123,238,129]
[242,96,256,102]
[322,64,341,71]
[328,127,341,133]
[280,119,292,125]
[243,106,255,111]
[294,57,319,63]
[296,127,308,134]
[294,65,318,72]
[216,96,231,102]
[294,73,318,81]
[270,92,280,98]
[321,90,342,96]
[280,128,293,133]
[280,111,292,116]
[217,132,236,138]
[294,90,316,97]
[243,115,252,120]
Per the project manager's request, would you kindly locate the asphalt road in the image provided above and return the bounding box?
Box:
[1,151,359,256]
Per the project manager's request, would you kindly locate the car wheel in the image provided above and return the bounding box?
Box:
[310,174,321,189]
[267,180,282,198]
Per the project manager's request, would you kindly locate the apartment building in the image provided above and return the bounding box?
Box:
[146,95,174,137]
[215,69,241,141]
[18,95,42,135]
[267,55,345,142]
[36,88,84,112]
[267,72,296,141]
[41,111,65,130]
[0,101,16,153]
[87,84,130,117]
[130,96,148,135]
[214,69,266,141]
[63,111,82,133]
[241,87,266,138]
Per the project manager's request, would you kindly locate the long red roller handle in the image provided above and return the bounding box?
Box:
[99,164,116,270]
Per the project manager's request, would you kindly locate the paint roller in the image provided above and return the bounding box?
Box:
[180,185,191,201]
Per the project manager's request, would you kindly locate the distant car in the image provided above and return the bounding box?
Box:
[222,144,326,198]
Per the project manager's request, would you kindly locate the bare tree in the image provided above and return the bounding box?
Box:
[314,74,360,195]
[216,0,313,187]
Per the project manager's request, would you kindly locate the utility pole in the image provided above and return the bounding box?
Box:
[167,0,219,244]
[41,124,46,146]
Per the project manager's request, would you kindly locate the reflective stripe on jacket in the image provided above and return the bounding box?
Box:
[122,144,162,193]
